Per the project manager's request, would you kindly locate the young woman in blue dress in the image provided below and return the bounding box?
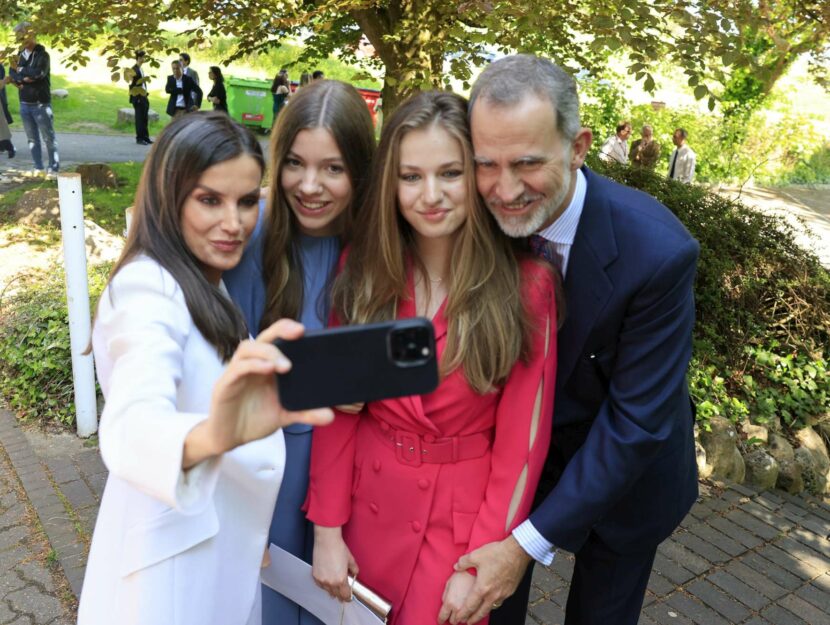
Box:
[223,79,376,625]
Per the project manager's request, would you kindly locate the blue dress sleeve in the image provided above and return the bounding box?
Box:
[223,200,267,334]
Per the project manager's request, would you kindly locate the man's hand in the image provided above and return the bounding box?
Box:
[451,535,533,624]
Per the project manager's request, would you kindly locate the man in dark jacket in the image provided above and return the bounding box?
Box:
[128,50,152,145]
[165,60,202,119]
[7,22,58,175]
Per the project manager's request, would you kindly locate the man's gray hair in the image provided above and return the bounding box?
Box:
[469,54,581,141]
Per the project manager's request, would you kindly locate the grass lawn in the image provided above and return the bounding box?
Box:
[4,75,167,136]
[0,161,144,235]
[1,35,382,137]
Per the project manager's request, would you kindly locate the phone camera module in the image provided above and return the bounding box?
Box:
[389,326,431,367]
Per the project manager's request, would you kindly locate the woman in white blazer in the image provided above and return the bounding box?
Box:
[77,111,333,625]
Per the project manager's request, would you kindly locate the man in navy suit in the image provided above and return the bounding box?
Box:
[165,60,202,119]
[450,54,699,625]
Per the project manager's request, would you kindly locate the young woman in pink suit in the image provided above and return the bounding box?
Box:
[305,91,558,625]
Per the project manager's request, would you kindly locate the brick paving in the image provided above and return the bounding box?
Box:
[0,406,828,625]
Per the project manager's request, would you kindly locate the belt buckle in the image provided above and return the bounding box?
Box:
[395,431,422,467]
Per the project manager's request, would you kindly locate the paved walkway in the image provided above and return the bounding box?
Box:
[718,184,830,269]
[1,407,828,624]
[0,129,270,174]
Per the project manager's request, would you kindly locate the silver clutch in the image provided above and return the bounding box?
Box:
[349,576,392,623]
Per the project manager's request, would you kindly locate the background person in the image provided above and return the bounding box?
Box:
[7,22,58,175]
[306,91,557,625]
[457,53,699,625]
[0,63,15,158]
[207,66,228,112]
[311,70,324,81]
[223,79,375,625]
[629,124,660,169]
[668,127,696,183]
[77,111,333,625]
[165,60,202,119]
[270,73,290,120]
[179,52,200,108]
[598,120,631,164]
[128,50,152,145]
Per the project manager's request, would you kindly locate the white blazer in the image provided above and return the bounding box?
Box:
[669,144,696,183]
[78,256,285,625]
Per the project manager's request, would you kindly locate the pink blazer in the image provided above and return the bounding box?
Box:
[306,258,557,625]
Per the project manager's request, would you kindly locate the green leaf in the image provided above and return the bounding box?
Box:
[694,85,707,100]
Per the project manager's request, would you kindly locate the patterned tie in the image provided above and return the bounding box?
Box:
[529,234,566,326]
[529,235,564,276]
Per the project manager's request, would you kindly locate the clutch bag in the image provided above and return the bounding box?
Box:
[349,575,392,622]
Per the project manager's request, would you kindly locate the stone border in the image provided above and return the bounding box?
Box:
[0,409,89,597]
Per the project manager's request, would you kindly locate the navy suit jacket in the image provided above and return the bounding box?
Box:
[165,74,202,116]
[529,166,699,555]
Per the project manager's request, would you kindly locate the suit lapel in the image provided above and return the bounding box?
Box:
[556,168,617,388]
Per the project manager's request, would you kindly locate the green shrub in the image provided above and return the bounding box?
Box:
[0,265,111,427]
[594,155,830,428]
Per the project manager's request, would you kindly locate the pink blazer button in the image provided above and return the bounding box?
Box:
[411,521,422,532]
[417,479,430,490]
[373,460,381,472]
[370,503,379,513]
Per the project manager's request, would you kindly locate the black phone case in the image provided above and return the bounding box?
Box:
[275,318,439,411]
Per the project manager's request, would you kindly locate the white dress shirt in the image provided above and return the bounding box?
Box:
[669,144,697,183]
[599,135,628,164]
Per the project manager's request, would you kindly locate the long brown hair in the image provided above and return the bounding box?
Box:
[102,111,265,361]
[260,79,375,330]
[332,91,532,393]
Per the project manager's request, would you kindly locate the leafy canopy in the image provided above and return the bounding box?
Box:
[1,1,827,112]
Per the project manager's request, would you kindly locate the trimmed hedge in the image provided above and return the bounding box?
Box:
[592,156,830,428]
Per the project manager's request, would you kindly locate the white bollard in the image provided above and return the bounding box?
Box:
[57,173,98,437]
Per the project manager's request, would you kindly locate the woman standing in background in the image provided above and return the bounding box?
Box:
[207,66,228,112]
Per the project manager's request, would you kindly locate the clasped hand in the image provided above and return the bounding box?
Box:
[436,535,532,624]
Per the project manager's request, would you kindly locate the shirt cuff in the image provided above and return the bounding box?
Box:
[512,520,556,566]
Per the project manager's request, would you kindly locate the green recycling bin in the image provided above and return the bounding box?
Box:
[227,77,274,132]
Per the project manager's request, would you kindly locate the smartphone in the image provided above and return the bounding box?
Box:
[275,317,439,411]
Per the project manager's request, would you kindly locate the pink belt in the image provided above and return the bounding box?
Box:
[367,418,493,467]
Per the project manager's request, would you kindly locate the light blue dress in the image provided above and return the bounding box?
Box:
[224,204,338,625]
